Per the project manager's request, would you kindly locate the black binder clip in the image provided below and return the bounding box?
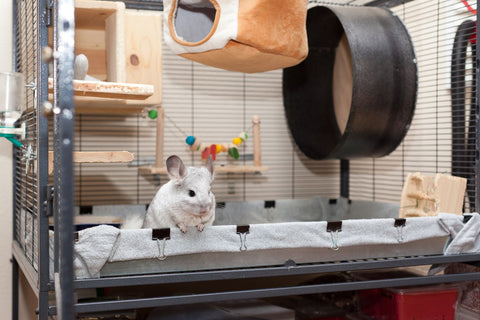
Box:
[327,221,342,251]
[236,225,250,251]
[152,228,171,261]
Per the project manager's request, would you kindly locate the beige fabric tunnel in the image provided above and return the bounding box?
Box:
[163,0,309,73]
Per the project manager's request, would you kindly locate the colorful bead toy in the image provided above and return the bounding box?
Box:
[185,132,249,161]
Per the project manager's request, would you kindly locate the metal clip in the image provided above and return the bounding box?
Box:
[156,238,167,261]
[21,144,37,174]
[394,218,406,243]
[236,225,250,251]
[327,221,342,251]
[152,229,170,261]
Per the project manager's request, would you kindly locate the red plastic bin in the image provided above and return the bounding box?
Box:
[359,285,458,320]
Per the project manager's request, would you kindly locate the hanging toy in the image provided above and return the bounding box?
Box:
[186,132,248,161]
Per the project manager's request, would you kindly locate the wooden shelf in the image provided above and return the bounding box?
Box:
[48,78,153,100]
[48,215,123,226]
[138,165,269,175]
[48,78,155,114]
[49,151,134,174]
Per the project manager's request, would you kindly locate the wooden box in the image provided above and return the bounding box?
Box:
[74,0,126,82]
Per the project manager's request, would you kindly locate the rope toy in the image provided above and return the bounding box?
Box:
[185,132,248,161]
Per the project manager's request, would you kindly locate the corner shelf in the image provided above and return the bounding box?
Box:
[138,107,268,175]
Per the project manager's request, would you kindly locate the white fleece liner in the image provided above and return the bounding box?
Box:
[70,212,478,279]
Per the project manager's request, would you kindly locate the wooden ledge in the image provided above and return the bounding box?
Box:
[49,151,134,175]
[48,78,154,100]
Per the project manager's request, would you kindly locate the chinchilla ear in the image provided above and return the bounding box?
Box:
[166,155,187,181]
[205,155,214,180]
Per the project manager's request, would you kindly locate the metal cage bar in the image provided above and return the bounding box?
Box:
[52,0,76,319]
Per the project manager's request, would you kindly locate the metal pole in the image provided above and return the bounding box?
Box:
[11,257,18,320]
[37,0,52,318]
[53,0,76,318]
[476,0,480,213]
[340,159,349,199]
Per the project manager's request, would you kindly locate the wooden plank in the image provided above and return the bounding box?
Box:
[105,2,126,82]
[74,0,124,30]
[155,107,164,168]
[434,174,467,215]
[48,78,153,100]
[252,115,262,167]
[48,215,123,226]
[75,101,147,114]
[124,9,163,105]
[49,151,134,175]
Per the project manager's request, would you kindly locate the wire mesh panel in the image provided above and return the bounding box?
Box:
[73,114,159,205]
[13,0,40,271]
[71,0,477,214]
[346,0,478,212]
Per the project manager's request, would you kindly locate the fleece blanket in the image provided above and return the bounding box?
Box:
[70,213,474,278]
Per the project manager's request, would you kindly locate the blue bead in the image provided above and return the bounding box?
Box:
[186,136,195,145]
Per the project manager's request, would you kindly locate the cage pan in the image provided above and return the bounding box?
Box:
[283,5,417,159]
[47,198,480,279]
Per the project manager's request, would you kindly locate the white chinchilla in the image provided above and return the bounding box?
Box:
[142,155,215,232]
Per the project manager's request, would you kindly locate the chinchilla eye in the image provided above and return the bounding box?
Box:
[188,190,196,197]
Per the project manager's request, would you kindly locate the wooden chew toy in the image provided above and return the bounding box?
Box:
[399,172,467,218]
[138,107,268,174]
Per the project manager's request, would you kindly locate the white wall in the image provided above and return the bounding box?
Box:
[1,4,38,319]
[0,1,14,318]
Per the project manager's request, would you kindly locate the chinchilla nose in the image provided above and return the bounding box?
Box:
[200,203,210,211]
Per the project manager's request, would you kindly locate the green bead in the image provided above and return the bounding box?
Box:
[228,147,240,160]
[148,109,158,119]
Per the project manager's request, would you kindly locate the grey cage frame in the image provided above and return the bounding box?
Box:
[10,0,480,319]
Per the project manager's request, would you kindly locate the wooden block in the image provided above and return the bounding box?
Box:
[399,172,466,218]
[124,9,163,106]
[435,174,467,215]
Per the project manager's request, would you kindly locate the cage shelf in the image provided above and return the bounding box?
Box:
[48,78,154,100]
[48,78,154,114]
[48,150,134,175]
